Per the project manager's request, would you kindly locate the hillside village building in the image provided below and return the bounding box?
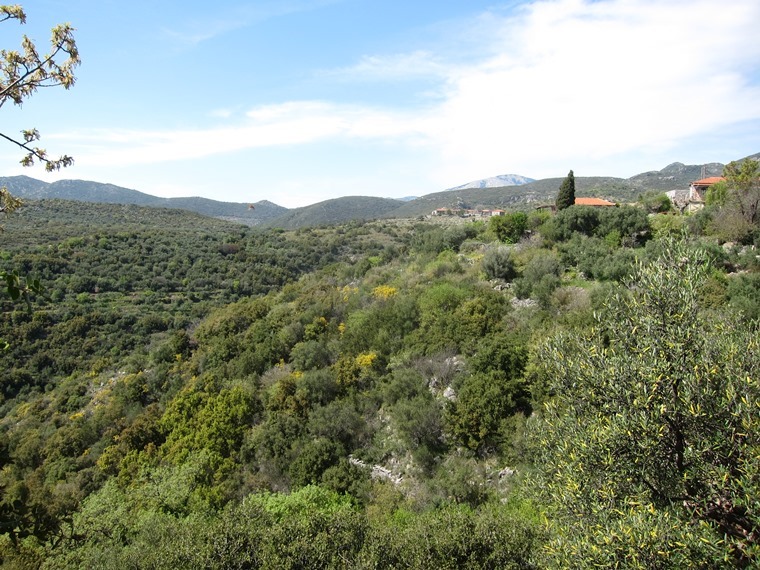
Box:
[536,197,617,213]
[573,197,616,207]
[434,197,618,217]
[666,176,725,212]
[688,176,725,203]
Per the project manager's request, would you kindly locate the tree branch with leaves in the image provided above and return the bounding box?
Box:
[529,240,760,568]
[1,4,78,332]
[0,4,79,171]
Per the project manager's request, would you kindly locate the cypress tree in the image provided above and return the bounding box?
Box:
[556,170,575,210]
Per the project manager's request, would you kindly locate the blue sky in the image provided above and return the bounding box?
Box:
[2,0,759,207]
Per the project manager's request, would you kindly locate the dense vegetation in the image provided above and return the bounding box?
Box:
[1,183,758,567]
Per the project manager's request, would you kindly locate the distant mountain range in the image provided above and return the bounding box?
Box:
[1,154,756,229]
[0,175,288,225]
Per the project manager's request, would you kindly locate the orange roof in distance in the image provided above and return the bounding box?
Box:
[574,197,616,206]
[691,176,725,185]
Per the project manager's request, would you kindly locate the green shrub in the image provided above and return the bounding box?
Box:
[513,250,562,303]
[482,246,517,281]
[289,340,331,371]
[489,211,528,244]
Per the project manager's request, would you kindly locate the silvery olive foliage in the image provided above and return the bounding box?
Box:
[530,240,760,568]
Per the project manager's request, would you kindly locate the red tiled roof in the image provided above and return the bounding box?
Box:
[574,197,616,206]
[691,176,725,186]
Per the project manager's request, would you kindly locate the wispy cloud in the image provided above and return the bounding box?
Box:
[64,101,429,168]
[161,18,248,48]
[209,108,236,119]
[162,0,346,48]
[320,51,449,82]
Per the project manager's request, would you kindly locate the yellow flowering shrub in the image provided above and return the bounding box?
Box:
[355,352,377,368]
[372,285,398,300]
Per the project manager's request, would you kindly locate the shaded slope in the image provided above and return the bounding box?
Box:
[263,196,404,228]
[0,176,288,225]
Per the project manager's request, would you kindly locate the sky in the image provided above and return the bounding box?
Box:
[2,0,759,208]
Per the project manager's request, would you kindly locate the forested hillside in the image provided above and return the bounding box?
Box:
[0,178,286,227]
[1,179,759,567]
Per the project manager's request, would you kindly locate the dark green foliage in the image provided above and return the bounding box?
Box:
[244,413,304,486]
[638,190,672,213]
[299,368,341,407]
[542,205,600,241]
[410,222,478,254]
[340,293,419,357]
[595,204,650,245]
[381,367,428,406]
[541,204,650,245]
[289,438,343,487]
[307,399,367,452]
[555,170,575,210]
[289,340,332,371]
[489,211,527,243]
[447,335,529,453]
[1,269,42,311]
[558,234,638,281]
[0,202,385,398]
[392,395,445,469]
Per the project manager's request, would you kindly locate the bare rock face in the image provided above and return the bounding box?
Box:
[348,456,403,485]
[511,297,538,309]
[499,466,516,479]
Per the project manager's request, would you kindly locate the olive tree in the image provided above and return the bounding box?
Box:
[530,240,759,568]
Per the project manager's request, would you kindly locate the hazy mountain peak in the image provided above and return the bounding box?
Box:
[448,174,535,191]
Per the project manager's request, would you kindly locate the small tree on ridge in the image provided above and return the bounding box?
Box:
[555,169,575,210]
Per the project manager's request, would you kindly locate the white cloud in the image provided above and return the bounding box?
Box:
[321,51,448,81]
[63,100,431,169]
[428,0,760,182]
[209,108,236,119]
